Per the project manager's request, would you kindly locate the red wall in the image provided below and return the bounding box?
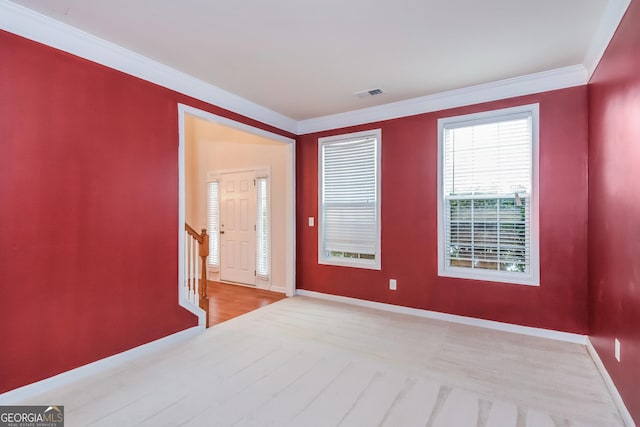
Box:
[588,0,640,422]
[0,31,293,394]
[297,87,589,333]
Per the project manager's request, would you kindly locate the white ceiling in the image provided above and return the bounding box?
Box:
[9,0,610,121]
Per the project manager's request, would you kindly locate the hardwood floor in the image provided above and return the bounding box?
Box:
[18,297,624,426]
[206,281,286,327]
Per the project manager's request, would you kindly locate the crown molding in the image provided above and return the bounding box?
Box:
[297,65,587,135]
[0,0,298,134]
[584,0,632,81]
[298,0,630,135]
[1,0,629,137]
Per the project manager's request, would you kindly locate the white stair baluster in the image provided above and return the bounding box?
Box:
[192,241,196,304]
[190,238,196,303]
[184,225,210,326]
[192,238,197,304]
[184,233,189,299]
[195,249,200,304]
[187,236,192,303]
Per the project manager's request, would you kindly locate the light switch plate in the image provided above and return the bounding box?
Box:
[308,217,314,227]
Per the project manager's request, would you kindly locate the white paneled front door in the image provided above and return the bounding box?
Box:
[220,171,256,285]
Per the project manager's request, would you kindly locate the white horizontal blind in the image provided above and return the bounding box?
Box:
[321,137,378,259]
[256,176,269,279]
[443,114,532,273]
[206,181,220,268]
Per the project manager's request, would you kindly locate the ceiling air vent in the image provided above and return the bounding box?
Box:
[353,88,384,98]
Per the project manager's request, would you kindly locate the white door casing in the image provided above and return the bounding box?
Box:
[178,104,296,328]
[220,171,257,285]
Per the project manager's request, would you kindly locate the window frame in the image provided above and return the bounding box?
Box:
[318,129,382,270]
[255,175,271,280]
[437,104,540,286]
[206,179,221,271]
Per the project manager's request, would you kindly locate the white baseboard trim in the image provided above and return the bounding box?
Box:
[586,338,636,427]
[295,290,587,345]
[178,296,207,328]
[270,285,286,294]
[0,326,202,404]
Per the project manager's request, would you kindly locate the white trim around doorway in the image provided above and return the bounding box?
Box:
[177,104,297,327]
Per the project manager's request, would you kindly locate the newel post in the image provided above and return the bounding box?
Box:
[199,229,210,326]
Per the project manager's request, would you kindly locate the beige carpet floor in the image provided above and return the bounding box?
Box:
[20,296,623,426]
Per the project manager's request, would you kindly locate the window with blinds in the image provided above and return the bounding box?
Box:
[206,181,220,268]
[318,129,381,270]
[256,176,269,279]
[437,105,539,286]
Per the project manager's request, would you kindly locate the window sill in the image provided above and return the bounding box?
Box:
[319,257,381,271]
[438,266,539,286]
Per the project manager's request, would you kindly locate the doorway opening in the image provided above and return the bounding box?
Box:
[177,104,296,327]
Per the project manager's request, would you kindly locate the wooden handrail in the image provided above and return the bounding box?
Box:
[185,223,203,243]
[185,224,210,327]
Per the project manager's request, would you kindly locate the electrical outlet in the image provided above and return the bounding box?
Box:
[308,217,314,227]
[615,338,621,362]
[389,279,397,290]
